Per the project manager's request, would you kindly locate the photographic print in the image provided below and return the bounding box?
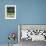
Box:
[5,5,16,19]
[18,24,46,41]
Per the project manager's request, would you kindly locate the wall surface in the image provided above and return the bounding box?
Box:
[0,0,46,44]
[0,0,18,44]
[17,0,46,24]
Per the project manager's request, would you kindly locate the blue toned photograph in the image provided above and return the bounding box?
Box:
[0,0,46,46]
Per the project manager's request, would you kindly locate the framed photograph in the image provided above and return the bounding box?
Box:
[18,24,46,42]
[5,5,16,19]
